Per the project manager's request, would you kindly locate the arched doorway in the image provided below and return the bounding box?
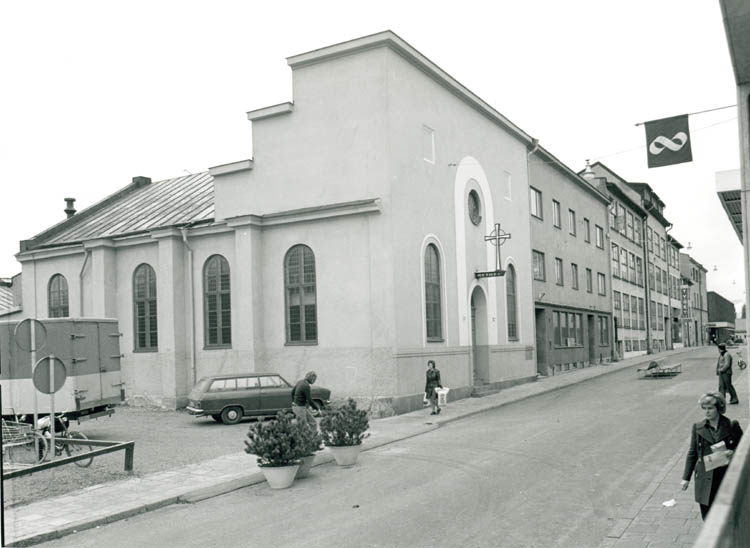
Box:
[471,286,489,385]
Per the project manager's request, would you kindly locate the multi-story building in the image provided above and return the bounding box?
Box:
[667,235,685,347]
[586,162,649,358]
[680,253,709,346]
[529,151,612,376]
[629,183,673,353]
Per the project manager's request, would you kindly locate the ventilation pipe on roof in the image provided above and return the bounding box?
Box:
[64,198,76,218]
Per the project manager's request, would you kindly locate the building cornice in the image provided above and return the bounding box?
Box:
[226,198,382,228]
[246,103,294,122]
[208,159,254,177]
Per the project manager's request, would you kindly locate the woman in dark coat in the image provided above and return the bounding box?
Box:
[681,392,743,520]
[424,360,443,415]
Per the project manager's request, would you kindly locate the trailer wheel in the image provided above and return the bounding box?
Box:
[66,431,94,468]
[221,407,243,425]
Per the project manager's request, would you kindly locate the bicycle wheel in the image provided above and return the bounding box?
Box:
[7,433,48,465]
[65,431,94,468]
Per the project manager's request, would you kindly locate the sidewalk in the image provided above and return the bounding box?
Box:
[4,348,696,547]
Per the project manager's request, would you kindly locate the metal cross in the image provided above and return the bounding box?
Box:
[484,223,511,271]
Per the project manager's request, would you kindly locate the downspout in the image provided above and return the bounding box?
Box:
[79,247,90,316]
[640,214,652,354]
[665,223,673,349]
[180,227,197,386]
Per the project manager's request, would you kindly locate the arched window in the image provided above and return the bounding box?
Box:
[133,264,158,351]
[48,274,69,318]
[506,264,518,340]
[284,245,317,343]
[204,255,231,347]
[424,244,442,341]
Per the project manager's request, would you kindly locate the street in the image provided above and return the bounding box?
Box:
[36,347,747,548]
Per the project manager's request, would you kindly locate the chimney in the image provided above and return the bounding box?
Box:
[132,176,152,188]
[64,197,76,218]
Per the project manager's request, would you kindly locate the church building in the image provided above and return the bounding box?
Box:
[15,31,539,414]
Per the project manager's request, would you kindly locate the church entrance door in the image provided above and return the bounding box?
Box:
[470,286,489,385]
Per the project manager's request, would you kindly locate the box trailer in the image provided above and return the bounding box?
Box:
[0,318,124,420]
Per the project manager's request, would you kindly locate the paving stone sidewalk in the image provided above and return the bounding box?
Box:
[3,348,696,547]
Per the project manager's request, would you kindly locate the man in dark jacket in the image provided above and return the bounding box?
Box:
[716,344,739,405]
[292,371,318,429]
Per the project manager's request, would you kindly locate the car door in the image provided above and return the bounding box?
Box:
[237,376,261,415]
[259,375,292,414]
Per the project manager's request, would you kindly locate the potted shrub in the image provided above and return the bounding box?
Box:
[294,419,323,479]
[319,398,370,466]
[244,411,301,489]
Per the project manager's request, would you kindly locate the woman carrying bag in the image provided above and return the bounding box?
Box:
[681,392,743,520]
[424,360,443,415]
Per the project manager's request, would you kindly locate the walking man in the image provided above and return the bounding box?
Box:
[717,344,739,405]
[292,371,318,429]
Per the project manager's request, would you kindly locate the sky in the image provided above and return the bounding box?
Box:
[1,1,745,314]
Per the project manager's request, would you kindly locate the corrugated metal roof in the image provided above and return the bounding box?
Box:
[32,172,214,247]
[0,286,13,311]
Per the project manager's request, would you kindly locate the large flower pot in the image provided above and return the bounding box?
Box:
[261,463,300,489]
[295,455,316,479]
[327,444,362,466]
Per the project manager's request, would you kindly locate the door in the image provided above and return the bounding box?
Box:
[470,287,489,385]
[237,376,261,414]
[535,308,547,375]
[259,375,292,413]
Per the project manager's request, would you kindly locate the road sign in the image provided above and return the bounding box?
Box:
[13,318,47,352]
[32,356,67,394]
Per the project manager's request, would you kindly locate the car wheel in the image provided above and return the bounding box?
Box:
[211,414,223,423]
[220,407,243,425]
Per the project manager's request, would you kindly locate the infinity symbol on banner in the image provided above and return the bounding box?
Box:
[649,132,689,155]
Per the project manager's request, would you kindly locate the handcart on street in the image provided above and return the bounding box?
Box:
[637,358,682,378]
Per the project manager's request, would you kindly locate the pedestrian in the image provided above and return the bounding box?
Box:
[681,392,743,520]
[716,343,739,405]
[424,360,443,415]
[291,371,318,430]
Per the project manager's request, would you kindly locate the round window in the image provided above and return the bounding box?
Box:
[468,190,482,225]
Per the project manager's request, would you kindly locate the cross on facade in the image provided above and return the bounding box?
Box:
[484,222,511,272]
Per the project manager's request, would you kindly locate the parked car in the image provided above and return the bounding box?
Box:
[186,373,332,425]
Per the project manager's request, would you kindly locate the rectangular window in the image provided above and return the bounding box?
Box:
[639,298,645,329]
[648,262,655,289]
[571,263,579,290]
[504,171,512,200]
[654,234,661,258]
[611,243,620,278]
[648,226,653,252]
[636,257,643,286]
[553,200,561,228]
[533,250,546,281]
[576,314,583,345]
[595,225,604,249]
[617,204,626,233]
[530,187,543,219]
[568,209,576,236]
[599,316,609,344]
[623,293,630,328]
[586,268,593,293]
[634,219,642,247]
[422,125,435,164]
[555,258,564,285]
[655,266,662,293]
[614,291,621,310]
[554,311,561,346]
[597,273,606,295]
[609,202,617,229]
[650,300,657,329]
[660,237,666,259]
[620,248,627,280]
[626,211,634,241]
[629,252,637,284]
[584,218,591,242]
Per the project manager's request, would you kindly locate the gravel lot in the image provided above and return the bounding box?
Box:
[3,406,253,508]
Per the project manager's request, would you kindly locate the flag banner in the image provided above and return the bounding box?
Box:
[644,114,692,168]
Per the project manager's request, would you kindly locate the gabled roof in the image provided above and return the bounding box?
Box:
[22,172,214,251]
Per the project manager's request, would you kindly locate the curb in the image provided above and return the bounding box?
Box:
[7,347,697,547]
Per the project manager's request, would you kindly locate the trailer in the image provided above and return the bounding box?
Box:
[0,318,124,421]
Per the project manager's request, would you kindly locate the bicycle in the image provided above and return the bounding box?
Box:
[736,351,747,370]
[2,418,48,466]
[37,413,94,467]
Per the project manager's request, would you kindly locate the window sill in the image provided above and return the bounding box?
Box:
[133,348,158,353]
[285,341,318,346]
[204,344,232,350]
[426,338,445,343]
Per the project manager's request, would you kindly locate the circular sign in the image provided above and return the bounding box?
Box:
[33,356,67,394]
[13,318,47,352]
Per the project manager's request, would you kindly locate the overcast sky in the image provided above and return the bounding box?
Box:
[1,1,745,313]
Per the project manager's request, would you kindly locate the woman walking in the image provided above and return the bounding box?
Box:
[681,392,743,520]
[424,360,443,415]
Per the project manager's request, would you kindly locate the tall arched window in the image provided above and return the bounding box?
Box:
[284,245,317,343]
[133,264,158,351]
[424,244,442,341]
[506,264,518,340]
[48,274,69,318]
[204,255,231,347]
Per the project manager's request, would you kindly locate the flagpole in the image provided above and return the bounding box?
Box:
[634,104,736,126]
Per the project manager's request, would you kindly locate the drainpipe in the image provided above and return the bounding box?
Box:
[79,247,90,317]
[665,224,674,349]
[641,215,652,354]
[180,227,197,386]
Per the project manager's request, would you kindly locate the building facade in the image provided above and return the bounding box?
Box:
[14,31,539,413]
[667,235,685,347]
[707,291,736,344]
[528,151,612,376]
[680,253,709,346]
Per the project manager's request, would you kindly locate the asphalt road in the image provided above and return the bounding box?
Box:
[36,347,748,548]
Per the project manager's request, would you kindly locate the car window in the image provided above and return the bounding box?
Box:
[209,378,237,392]
[259,376,283,388]
[237,377,260,389]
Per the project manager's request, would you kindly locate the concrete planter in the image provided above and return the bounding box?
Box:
[327,444,362,466]
[295,455,316,479]
[260,463,300,489]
